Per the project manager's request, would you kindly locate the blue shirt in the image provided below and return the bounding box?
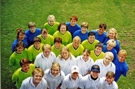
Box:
[12,36,28,53]
[73,30,89,42]
[90,30,106,43]
[25,28,41,46]
[66,22,81,36]
[102,45,117,61]
[104,37,120,54]
[113,57,128,81]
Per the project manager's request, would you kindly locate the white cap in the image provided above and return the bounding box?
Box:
[71,65,79,73]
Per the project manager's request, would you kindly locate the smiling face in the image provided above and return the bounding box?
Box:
[16,46,24,54]
[51,66,60,77]
[43,49,51,58]
[88,35,95,43]
[54,42,61,49]
[30,27,36,33]
[41,32,48,39]
[70,19,77,27]
[71,72,79,80]
[60,25,67,35]
[108,30,115,39]
[103,55,112,66]
[18,32,25,41]
[107,44,113,50]
[61,50,69,60]
[106,76,114,84]
[82,52,89,62]
[48,18,55,26]
[98,27,105,35]
[91,71,99,78]
[118,55,126,63]
[33,73,42,85]
[81,27,87,34]
[73,41,80,49]
[95,46,102,56]
[34,42,41,50]
[21,63,30,73]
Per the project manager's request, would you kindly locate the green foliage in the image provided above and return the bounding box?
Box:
[1,0,135,88]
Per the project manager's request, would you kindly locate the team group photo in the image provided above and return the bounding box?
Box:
[1,0,135,89]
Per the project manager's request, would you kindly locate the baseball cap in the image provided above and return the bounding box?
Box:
[91,65,100,73]
[71,65,79,73]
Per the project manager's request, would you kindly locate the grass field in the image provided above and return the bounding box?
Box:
[1,0,135,89]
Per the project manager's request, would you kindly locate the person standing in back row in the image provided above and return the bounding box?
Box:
[73,22,89,42]
[25,22,41,46]
[43,15,60,35]
[66,15,81,36]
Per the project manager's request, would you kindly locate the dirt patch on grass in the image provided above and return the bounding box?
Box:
[127,60,135,75]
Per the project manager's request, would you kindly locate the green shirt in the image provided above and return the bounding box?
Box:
[27,43,44,61]
[90,50,104,62]
[43,22,60,35]
[12,64,35,89]
[51,44,64,57]
[9,48,29,71]
[53,31,72,46]
[81,40,99,51]
[37,34,54,46]
[66,43,84,58]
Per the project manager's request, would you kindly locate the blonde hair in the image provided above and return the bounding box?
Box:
[104,52,114,61]
[73,36,81,44]
[48,15,55,21]
[83,49,90,56]
[51,62,61,70]
[42,44,51,51]
[106,28,118,39]
[59,46,72,60]
[32,68,44,77]
[107,39,116,47]
[81,22,89,29]
[118,49,127,58]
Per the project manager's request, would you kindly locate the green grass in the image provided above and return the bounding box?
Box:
[1,0,135,89]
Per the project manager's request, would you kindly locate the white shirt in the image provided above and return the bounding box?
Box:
[34,52,56,71]
[20,77,47,89]
[80,74,103,89]
[76,56,94,76]
[94,59,116,78]
[60,74,82,89]
[44,69,65,89]
[101,77,118,89]
[55,55,76,75]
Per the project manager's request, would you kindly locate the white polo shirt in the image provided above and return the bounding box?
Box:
[55,55,76,75]
[60,74,82,89]
[44,69,65,89]
[80,74,103,89]
[94,59,116,78]
[34,52,56,71]
[101,77,118,89]
[20,77,47,89]
[76,56,94,76]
